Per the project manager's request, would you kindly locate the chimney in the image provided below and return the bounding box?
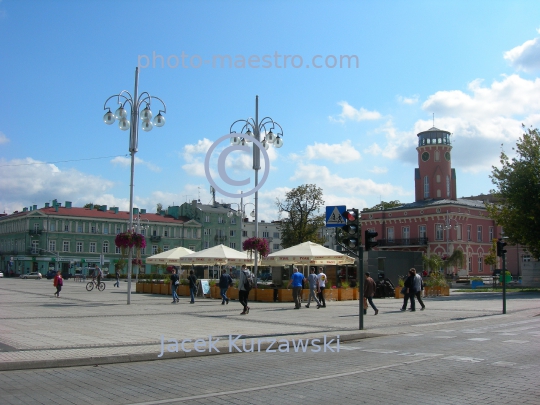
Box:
[133,208,139,215]
[65,201,72,208]
[23,207,28,212]
[33,205,37,210]
[111,207,119,214]
[45,203,50,208]
[140,209,146,214]
[99,205,107,212]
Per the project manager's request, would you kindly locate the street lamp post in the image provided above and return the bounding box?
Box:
[444,211,459,275]
[103,67,166,304]
[229,96,283,276]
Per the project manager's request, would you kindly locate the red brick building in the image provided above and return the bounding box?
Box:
[360,127,502,276]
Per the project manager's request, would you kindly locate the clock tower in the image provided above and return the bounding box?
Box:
[414,127,456,201]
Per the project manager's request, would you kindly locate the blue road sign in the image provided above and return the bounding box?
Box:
[325,205,346,227]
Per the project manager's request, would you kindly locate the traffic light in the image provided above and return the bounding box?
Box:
[496,239,507,257]
[340,209,360,249]
[365,229,378,251]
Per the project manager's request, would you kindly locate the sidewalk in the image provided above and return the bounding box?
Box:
[1,278,539,371]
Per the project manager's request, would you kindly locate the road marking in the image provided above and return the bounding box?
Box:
[499,333,518,336]
[125,357,432,405]
[362,349,399,354]
[403,333,423,337]
[502,340,529,343]
[433,336,456,339]
[463,331,486,334]
[442,355,484,363]
[492,361,516,367]
[336,346,362,351]
[434,329,455,332]
[467,338,491,341]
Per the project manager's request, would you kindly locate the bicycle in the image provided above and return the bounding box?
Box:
[86,278,106,292]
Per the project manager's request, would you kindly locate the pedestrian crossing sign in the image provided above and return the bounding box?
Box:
[325,205,346,227]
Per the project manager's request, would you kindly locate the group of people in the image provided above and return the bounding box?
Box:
[287,267,328,309]
[400,267,426,311]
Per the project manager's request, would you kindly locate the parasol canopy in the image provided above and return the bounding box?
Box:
[145,246,195,265]
[179,244,254,265]
[262,241,355,266]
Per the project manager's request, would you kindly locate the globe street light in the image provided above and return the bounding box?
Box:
[228,96,283,276]
[103,67,166,304]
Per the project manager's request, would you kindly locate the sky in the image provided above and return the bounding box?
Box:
[1,0,540,222]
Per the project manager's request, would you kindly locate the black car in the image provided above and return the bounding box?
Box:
[46,270,57,280]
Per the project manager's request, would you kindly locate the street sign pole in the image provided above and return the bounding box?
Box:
[358,246,364,330]
[502,251,507,314]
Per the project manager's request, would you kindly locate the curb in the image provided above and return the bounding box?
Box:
[0,331,384,371]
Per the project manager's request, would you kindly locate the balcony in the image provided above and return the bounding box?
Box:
[28,229,42,235]
[150,236,162,242]
[214,235,228,242]
[376,238,428,247]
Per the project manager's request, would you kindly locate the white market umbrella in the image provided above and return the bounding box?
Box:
[179,244,254,266]
[262,241,355,266]
[145,246,195,265]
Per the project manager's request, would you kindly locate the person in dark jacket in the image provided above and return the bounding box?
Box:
[219,269,233,305]
[188,270,197,304]
[114,270,120,288]
[170,269,180,303]
[400,269,417,311]
[364,272,379,315]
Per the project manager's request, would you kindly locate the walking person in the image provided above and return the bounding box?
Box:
[53,270,63,298]
[412,268,426,310]
[364,272,379,315]
[188,270,197,304]
[219,269,233,305]
[170,269,180,303]
[400,268,417,311]
[305,268,321,309]
[239,264,253,315]
[288,267,305,309]
[316,267,327,308]
[113,269,120,288]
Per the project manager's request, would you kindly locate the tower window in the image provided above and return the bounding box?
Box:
[435,150,440,161]
[446,175,451,197]
[423,176,429,198]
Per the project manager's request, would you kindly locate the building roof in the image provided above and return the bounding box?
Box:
[363,198,487,213]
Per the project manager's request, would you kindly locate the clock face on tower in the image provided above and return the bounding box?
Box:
[445,152,451,161]
[421,152,430,162]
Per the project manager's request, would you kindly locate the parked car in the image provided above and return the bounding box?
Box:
[46,270,57,280]
[0,271,3,278]
[20,272,42,279]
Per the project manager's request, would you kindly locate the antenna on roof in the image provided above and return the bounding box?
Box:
[433,113,435,127]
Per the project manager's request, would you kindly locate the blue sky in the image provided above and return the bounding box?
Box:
[1,0,540,221]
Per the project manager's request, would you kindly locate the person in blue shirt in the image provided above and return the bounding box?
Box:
[287,267,305,309]
[219,269,233,305]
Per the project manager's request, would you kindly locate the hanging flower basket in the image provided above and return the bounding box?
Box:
[132,258,144,266]
[242,237,270,258]
[115,231,146,258]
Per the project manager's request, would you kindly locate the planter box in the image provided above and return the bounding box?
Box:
[228,287,239,300]
[256,289,275,302]
[440,286,450,296]
[136,282,144,293]
[324,288,338,301]
[277,289,293,302]
[338,288,353,301]
[210,286,221,299]
[161,284,171,295]
[471,280,484,289]
[143,283,153,294]
[353,289,358,300]
[152,284,161,294]
[395,288,404,299]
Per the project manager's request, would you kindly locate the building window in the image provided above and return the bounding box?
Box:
[63,241,70,252]
[204,229,211,236]
[77,224,82,233]
[446,175,450,197]
[467,225,472,241]
[141,229,146,236]
[489,227,494,241]
[230,218,236,225]
[204,241,209,249]
[273,232,279,238]
[49,240,56,252]
[141,247,146,255]
[116,227,121,234]
[436,174,441,183]
[164,230,168,237]
[49,223,56,232]
[64,224,69,232]
[273,243,280,250]
[262,231,269,238]
[188,245,195,251]
[31,240,39,254]
[90,242,96,253]
[74,242,81,253]
[436,189,441,197]
[91,226,96,234]
[163,245,169,251]
[102,241,109,253]
[477,226,483,242]
[242,230,248,237]
[229,242,236,249]
[115,246,121,254]
[386,227,394,242]
[423,176,429,198]
[435,224,444,240]
[218,216,224,224]
[523,255,531,262]
[435,150,440,161]
[478,257,483,273]
[230,230,236,237]
[468,256,472,272]
[456,224,462,240]
[419,225,426,240]
[152,230,157,237]
[402,227,410,243]
[152,245,158,255]
[205,216,210,223]
[103,226,109,235]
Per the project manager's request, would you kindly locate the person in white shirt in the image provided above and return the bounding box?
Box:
[316,267,327,308]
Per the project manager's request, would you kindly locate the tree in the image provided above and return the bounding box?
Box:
[276,184,325,248]
[487,126,540,259]
[363,200,402,212]
[423,254,443,273]
[484,239,498,269]
[156,203,163,213]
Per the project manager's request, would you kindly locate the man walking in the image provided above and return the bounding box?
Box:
[305,268,321,309]
[316,267,327,308]
[219,269,233,305]
[114,269,120,288]
[364,272,379,315]
[188,270,197,304]
[239,264,253,315]
[170,269,180,303]
[288,267,305,309]
[412,268,426,310]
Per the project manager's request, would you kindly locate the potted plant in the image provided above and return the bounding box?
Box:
[338,281,353,301]
[178,278,190,296]
[470,276,484,289]
[209,279,221,299]
[277,285,294,302]
[162,276,171,295]
[256,284,275,302]
[325,285,338,301]
[228,279,239,300]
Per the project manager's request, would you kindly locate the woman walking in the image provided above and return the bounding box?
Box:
[53,271,63,298]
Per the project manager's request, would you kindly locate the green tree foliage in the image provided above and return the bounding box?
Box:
[423,253,443,273]
[156,203,163,213]
[363,200,402,212]
[484,239,498,268]
[487,126,540,259]
[276,184,325,248]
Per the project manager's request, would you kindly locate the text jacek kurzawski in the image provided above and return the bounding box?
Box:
[158,334,340,357]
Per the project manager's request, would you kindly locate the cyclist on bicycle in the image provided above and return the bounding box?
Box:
[96,266,103,286]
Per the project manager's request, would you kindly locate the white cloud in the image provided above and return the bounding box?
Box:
[292,140,361,163]
[504,34,540,73]
[110,156,161,172]
[329,101,382,123]
[183,138,213,161]
[397,95,419,105]
[369,166,388,174]
[0,131,9,145]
